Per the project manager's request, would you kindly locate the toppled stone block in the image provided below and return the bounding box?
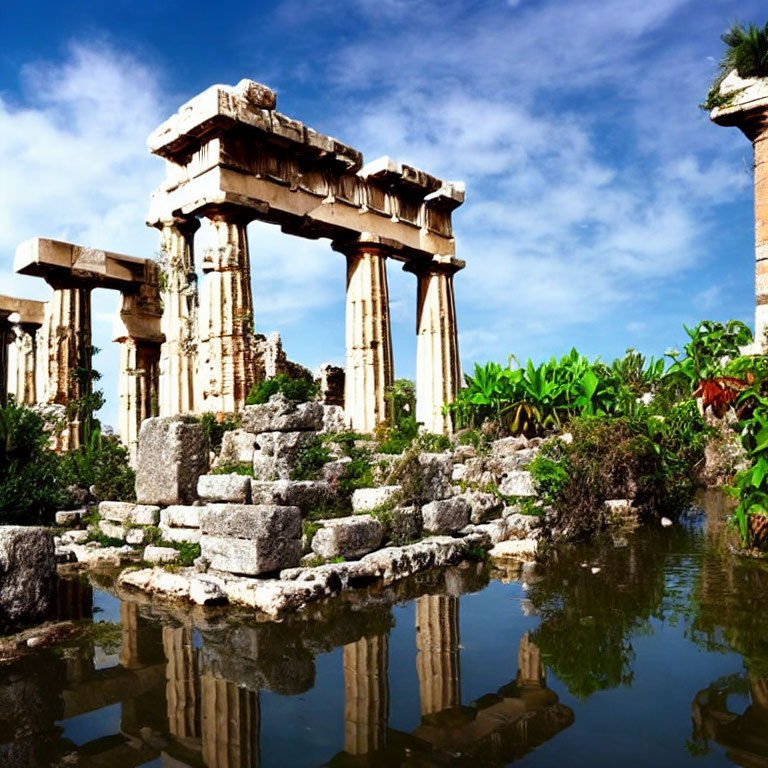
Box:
[418,453,454,500]
[250,480,334,512]
[252,431,316,480]
[498,470,536,497]
[0,526,56,634]
[198,474,251,503]
[422,497,471,534]
[135,417,209,506]
[201,504,302,539]
[55,508,88,527]
[311,515,384,559]
[200,504,302,575]
[460,490,505,524]
[61,529,89,544]
[352,486,402,513]
[99,501,160,526]
[161,505,202,529]
[389,506,423,545]
[242,394,323,433]
[489,538,538,561]
[144,545,180,564]
[219,429,258,465]
[98,520,126,540]
[201,535,302,576]
[504,512,541,539]
[158,523,201,544]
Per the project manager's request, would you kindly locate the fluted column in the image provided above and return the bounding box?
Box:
[405,255,463,434]
[343,634,390,755]
[7,317,39,404]
[334,238,394,432]
[114,284,163,462]
[0,312,10,406]
[415,595,461,715]
[201,674,260,768]
[754,126,768,349]
[156,217,200,416]
[36,286,93,449]
[163,625,201,741]
[199,211,256,413]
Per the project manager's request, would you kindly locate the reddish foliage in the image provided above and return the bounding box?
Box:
[692,375,752,418]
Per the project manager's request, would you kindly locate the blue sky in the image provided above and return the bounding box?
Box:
[0,0,764,427]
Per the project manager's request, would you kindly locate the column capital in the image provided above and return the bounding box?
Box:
[202,204,259,227]
[152,215,201,236]
[332,233,401,259]
[403,253,465,277]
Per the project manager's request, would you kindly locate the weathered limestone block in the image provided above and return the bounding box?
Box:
[250,479,334,511]
[200,504,302,575]
[252,431,316,480]
[54,508,88,527]
[460,490,505,524]
[99,501,160,526]
[242,394,323,433]
[490,436,530,459]
[197,474,251,504]
[0,527,56,633]
[497,447,539,472]
[158,523,202,544]
[421,497,471,534]
[498,470,536,497]
[135,417,209,505]
[462,457,497,488]
[161,505,202,528]
[489,538,538,561]
[451,463,467,482]
[219,429,258,465]
[125,528,147,545]
[352,486,402,513]
[389,506,423,544]
[144,545,180,564]
[504,512,541,539]
[312,515,383,560]
[418,453,454,500]
[321,404,346,434]
[98,519,127,540]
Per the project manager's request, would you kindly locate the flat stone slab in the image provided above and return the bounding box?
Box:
[144,545,180,564]
[55,508,88,527]
[160,505,202,529]
[489,538,539,561]
[311,515,384,560]
[197,474,251,504]
[422,497,471,534]
[351,486,402,513]
[99,501,160,526]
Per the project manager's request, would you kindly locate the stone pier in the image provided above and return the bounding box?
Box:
[712,73,768,351]
[200,674,260,768]
[156,217,200,416]
[415,594,461,715]
[343,634,390,755]
[198,211,256,413]
[336,238,395,432]
[406,255,463,434]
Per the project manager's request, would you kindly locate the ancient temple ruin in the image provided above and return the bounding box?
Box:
[2,78,465,450]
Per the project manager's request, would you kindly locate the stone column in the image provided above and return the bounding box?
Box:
[334,238,394,432]
[415,595,461,715]
[200,674,260,768]
[0,311,10,406]
[7,317,39,405]
[405,255,463,434]
[36,285,93,450]
[753,124,768,349]
[119,602,143,670]
[199,211,256,413]
[516,632,545,689]
[155,217,200,416]
[113,283,163,462]
[163,625,200,741]
[343,634,390,755]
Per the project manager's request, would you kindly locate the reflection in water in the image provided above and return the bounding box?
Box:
[343,635,388,755]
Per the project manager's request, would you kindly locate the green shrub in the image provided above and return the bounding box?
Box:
[246,373,320,405]
[212,463,254,476]
[291,437,332,481]
[199,412,240,454]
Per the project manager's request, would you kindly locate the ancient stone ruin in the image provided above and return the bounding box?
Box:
[2,79,465,451]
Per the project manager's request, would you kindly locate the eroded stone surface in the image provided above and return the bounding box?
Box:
[202,535,302,576]
[0,527,55,634]
[489,538,538,561]
[498,470,536,497]
[460,491,505,524]
[197,474,251,504]
[54,508,87,527]
[219,429,258,465]
[252,431,316,481]
[135,417,209,505]
[200,504,301,540]
[311,515,383,560]
[242,394,323,433]
[422,497,471,534]
[160,505,202,529]
[250,480,334,511]
[144,545,180,564]
[352,486,402,513]
[418,453,454,500]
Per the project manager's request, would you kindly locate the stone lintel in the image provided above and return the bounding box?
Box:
[150,166,457,261]
[15,238,156,291]
[0,294,45,326]
[148,80,362,170]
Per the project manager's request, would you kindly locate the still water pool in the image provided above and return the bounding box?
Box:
[2,489,767,767]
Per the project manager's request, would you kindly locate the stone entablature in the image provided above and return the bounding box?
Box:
[0,294,45,407]
[147,80,463,261]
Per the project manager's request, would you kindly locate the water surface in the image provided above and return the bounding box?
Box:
[2,489,767,767]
